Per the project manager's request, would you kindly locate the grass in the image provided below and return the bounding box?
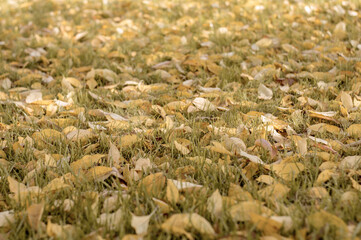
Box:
[0,0,360,239]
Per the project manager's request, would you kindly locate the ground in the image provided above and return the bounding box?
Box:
[0,0,361,239]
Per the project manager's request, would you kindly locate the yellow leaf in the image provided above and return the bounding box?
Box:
[255,38,273,48]
[32,129,65,149]
[106,121,131,130]
[271,162,305,181]
[315,169,335,185]
[258,183,290,200]
[349,177,361,192]
[166,179,179,204]
[334,22,347,40]
[206,141,233,156]
[108,141,121,167]
[174,140,190,155]
[228,183,253,201]
[85,166,120,182]
[46,219,76,238]
[120,134,138,148]
[249,213,282,235]
[70,154,106,172]
[8,176,27,194]
[138,173,166,196]
[207,189,223,218]
[152,198,172,214]
[347,124,361,138]
[340,191,359,204]
[43,177,72,193]
[307,210,348,237]
[161,213,215,239]
[256,175,276,185]
[229,201,274,222]
[340,91,353,111]
[308,123,340,134]
[307,187,329,199]
[66,129,95,143]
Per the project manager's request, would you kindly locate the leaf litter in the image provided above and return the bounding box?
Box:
[0,0,361,239]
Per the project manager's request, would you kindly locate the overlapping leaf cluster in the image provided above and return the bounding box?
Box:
[0,0,361,239]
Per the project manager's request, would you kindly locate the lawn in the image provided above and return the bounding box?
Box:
[0,0,360,239]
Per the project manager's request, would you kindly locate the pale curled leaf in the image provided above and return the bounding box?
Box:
[192,97,217,111]
[258,84,273,100]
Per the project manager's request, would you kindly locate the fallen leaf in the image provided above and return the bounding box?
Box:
[258,84,273,100]
[258,183,290,200]
[70,154,106,172]
[161,213,215,239]
[307,210,348,237]
[174,140,190,155]
[192,97,217,111]
[97,208,123,231]
[0,211,15,227]
[131,210,155,235]
[108,141,121,167]
[271,162,305,181]
[249,213,282,235]
[207,189,223,218]
[166,179,179,204]
[139,173,166,196]
[347,124,361,138]
[229,201,274,222]
[27,202,44,230]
